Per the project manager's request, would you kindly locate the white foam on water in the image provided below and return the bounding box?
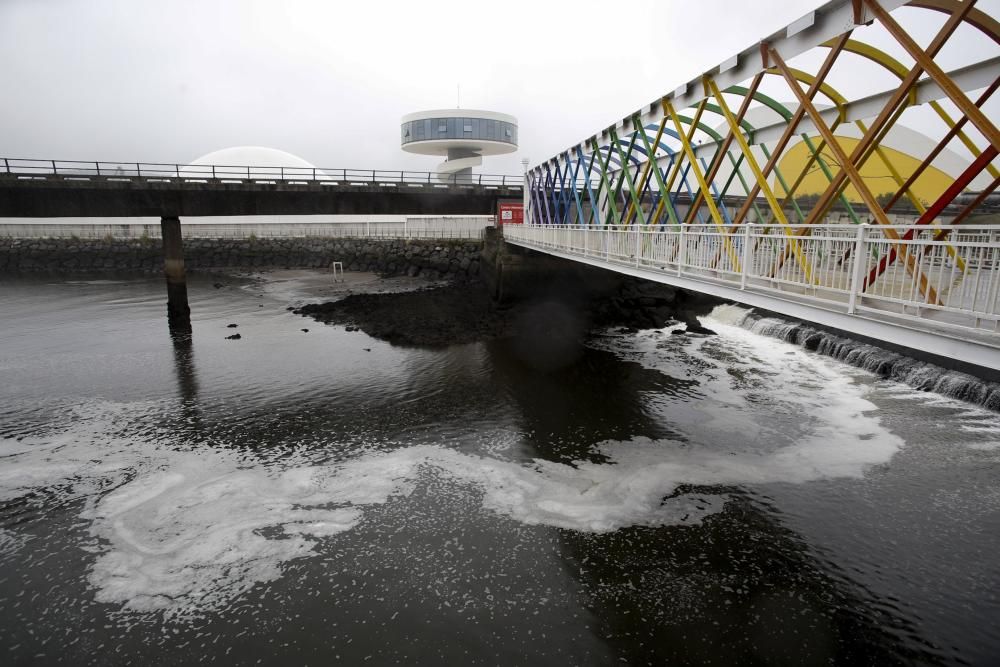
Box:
[1,323,912,621]
[0,403,146,502]
[0,433,85,500]
[62,280,134,286]
[959,425,1000,434]
[85,455,394,617]
[0,528,28,557]
[594,311,902,460]
[700,303,1000,412]
[75,442,699,618]
[703,303,751,327]
[80,423,898,620]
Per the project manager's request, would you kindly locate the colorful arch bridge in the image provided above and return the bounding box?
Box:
[506,0,1000,372]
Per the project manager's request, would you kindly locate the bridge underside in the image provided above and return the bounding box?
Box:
[0,176,520,218]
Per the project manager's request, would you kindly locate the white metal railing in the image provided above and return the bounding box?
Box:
[0,217,494,241]
[503,223,1000,333]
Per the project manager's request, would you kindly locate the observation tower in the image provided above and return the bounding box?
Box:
[401,109,517,182]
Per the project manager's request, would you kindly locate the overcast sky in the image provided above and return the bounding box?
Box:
[1,0,996,176]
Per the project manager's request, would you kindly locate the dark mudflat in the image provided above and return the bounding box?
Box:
[294,278,720,348]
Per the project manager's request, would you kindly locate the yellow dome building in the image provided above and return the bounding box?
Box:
[771,121,980,207]
[775,135,955,207]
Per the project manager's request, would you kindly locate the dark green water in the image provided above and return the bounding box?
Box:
[1,275,998,665]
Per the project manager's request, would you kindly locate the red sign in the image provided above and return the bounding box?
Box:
[498,202,523,224]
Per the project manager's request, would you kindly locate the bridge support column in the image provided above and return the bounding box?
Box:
[160,216,190,328]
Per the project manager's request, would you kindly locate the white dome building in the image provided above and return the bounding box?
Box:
[184,146,327,180]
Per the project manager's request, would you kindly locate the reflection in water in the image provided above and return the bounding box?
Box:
[556,494,944,665]
[489,331,944,663]
[169,321,202,440]
[169,323,199,407]
[487,336,698,461]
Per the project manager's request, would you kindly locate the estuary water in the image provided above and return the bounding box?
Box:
[1,274,998,665]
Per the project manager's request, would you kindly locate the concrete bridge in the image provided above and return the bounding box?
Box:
[0,159,521,327]
[0,160,522,218]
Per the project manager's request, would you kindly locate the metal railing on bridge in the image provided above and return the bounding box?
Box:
[0,158,524,188]
[504,223,1000,335]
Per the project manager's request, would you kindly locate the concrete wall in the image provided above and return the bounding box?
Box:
[0,237,482,281]
[482,227,627,303]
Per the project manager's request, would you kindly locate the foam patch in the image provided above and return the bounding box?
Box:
[0,320,914,620]
[77,419,901,619]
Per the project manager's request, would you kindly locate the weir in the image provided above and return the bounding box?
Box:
[714,304,1000,408]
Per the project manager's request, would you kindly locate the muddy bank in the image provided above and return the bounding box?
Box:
[295,282,506,346]
[294,276,721,348]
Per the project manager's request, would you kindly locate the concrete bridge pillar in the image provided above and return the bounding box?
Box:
[160,216,190,328]
[483,226,628,304]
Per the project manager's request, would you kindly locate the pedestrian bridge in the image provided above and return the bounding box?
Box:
[503,223,1000,372]
[516,0,1000,373]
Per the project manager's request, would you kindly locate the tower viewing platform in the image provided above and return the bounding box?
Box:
[401,109,518,182]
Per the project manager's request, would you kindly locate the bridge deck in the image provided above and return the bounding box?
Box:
[0,172,522,218]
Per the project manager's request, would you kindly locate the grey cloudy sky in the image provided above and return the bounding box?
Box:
[1,0,996,175]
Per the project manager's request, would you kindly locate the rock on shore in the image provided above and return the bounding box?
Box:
[0,237,482,279]
[295,282,506,346]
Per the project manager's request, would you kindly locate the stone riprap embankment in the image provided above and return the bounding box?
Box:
[0,237,482,280]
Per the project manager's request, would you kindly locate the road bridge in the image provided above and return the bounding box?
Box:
[513,0,1000,373]
[0,159,522,218]
[0,159,521,327]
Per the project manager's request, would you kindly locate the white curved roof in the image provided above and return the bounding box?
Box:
[188,146,317,168]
